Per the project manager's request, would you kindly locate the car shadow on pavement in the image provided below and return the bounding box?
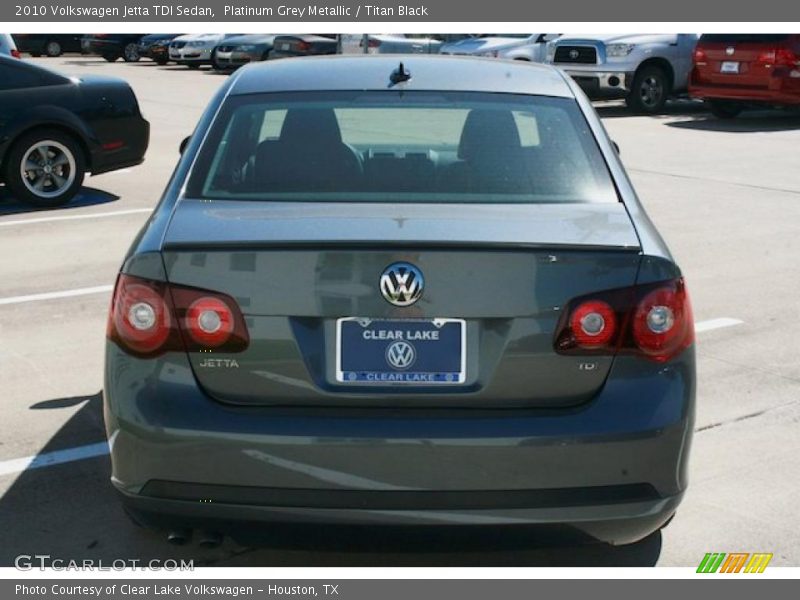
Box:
[666,111,800,133]
[159,66,211,72]
[0,392,662,568]
[0,186,120,216]
[594,99,707,119]
[62,60,119,67]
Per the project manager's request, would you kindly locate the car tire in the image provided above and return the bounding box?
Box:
[155,57,169,66]
[626,65,670,114]
[4,129,86,208]
[122,43,140,63]
[45,40,62,57]
[102,54,119,62]
[708,100,742,119]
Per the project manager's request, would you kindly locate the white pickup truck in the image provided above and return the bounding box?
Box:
[546,34,700,113]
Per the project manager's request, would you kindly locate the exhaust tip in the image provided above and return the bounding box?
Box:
[197,531,223,548]
[167,529,192,546]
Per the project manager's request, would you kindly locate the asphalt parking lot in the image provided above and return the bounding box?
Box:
[1,55,799,568]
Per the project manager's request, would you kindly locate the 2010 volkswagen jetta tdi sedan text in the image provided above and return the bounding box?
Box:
[104,55,695,546]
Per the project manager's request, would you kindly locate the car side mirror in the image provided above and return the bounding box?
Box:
[612,141,621,155]
[179,136,190,155]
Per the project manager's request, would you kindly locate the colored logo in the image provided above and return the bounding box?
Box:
[697,552,773,573]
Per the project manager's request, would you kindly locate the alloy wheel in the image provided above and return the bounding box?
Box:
[19,140,77,199]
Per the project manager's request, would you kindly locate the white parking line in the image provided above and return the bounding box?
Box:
[0,208,151,227]
[0,285,113,306]
[694,318,744,333]
[0,441,109,477]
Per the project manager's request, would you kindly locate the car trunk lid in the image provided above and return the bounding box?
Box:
[161,200,641,408]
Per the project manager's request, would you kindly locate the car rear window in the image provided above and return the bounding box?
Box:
[187,91,618,204]
[700,34,790,43]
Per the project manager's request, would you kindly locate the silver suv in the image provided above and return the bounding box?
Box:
[547,34,699,113]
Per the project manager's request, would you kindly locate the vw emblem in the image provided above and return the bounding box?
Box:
[569,49,580,60]
[726,46,735,56]
[380,262,424,307]
[386,341,416,370]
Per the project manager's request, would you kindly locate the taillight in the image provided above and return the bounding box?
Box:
[109,277,172,355]
[555,278,694,363]
[757,50,776,64]
[11,49,21,59]
[107,274,249,358]
[693,47,707,65]
[296,41,311,52]
[775,47,799,67]
[184,297,235,347]
[569,300,617,348]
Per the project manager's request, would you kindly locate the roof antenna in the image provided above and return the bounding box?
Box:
[389,62,411,86]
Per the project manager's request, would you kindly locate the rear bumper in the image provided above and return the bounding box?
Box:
[121,485,683,545]
[86,40,122,56]
[689,82,800,105]
[89,117,149,175]
[104,343,694,543]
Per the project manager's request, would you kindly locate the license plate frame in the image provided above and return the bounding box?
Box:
[335,317,467,385]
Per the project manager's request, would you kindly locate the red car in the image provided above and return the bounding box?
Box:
[690,34,800,118]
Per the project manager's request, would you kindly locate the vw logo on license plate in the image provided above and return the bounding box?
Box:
[386,340,416,370]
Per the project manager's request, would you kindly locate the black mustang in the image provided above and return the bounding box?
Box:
[0,56,149,207]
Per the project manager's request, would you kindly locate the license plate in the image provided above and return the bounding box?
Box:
[721,61,740,73]
[336,318,466,385]
[280,42,291,51]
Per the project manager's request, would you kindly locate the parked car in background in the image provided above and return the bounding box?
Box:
[501,34,562,62]
[170,34,241,68]
[0,55,149,207]
[690,34,800,118]
[270,34,339,58]
[361,34,474,54]
[82,34,147,62]
[12,34,84,57]
[546,34,699,113]
[440,34,554,58]
[106,55,695,548]
[213,34,276,71]
[1,34,21,58]
[137,34,182,65]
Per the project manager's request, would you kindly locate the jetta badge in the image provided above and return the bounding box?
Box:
[726,47,735,56]
[380,262,424,307]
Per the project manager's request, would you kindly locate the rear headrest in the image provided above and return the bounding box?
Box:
[458,109,522,161]
[280,108,342,146]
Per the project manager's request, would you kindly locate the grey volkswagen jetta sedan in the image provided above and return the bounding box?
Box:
[104,55,695,546]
